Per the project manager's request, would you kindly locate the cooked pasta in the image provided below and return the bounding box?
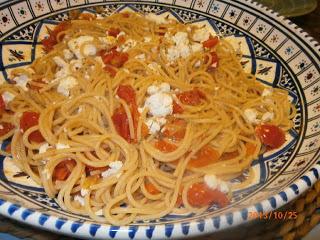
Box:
[0,12,295,225]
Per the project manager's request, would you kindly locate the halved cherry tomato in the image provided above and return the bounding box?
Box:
[162,119,186,141]
[112,107,131,142]
[172,101,184,114]
[177,89,205,106]
[202,36,219,48]
[78,13,96,21]
[255,124,285,149]
[145,182,160,195]
[0,95,5,112]
[53,159,76,181]
[20,111,45,143]
[108,27,120,37]
[209,52,219,68]
[187,182,229,208]
[42,21,70,52]
[188,145,220,168]
[154,140,177,153]
[0,122,15,137]
[101,49,128,68]
[117,85,136,105]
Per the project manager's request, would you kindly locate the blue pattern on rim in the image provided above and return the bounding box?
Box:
[0,0,318,239]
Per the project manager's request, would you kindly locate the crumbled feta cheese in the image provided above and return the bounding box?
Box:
[145,92,173,117]
[63,49,74,60]
[57,76,77,97]
[39,143,51,154]
[204,174,230,193]
[101,161,123,178]
[135,54,146,60]
[166,32,192,62]
[81,188,89,197]
[68,36,94,59]
[56,142,71,149]
[194,60,201,68]
[70,59,82,71]
[146,13,168,24]
[53,56,68,68]
[83,44,97,56]
[204,174,219,189]
[117,39,137,52]
[144,37,151,42]
[262,88,273,97]
[172,32,189,45]
[261,112,274,122]
[192,27,211,42]
[191,43,203,53]
[145,117,167,134]
[244,108,260,124]
[147,85,159,95]
[2,91,15,106]
[159,82,170,93]
[13,74,29,91]
[147,62,161,71]
[74,195,85,206]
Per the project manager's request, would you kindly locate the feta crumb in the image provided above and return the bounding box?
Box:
[39,143,51,154]
[147,85,159,95]
[159,82,170,93]
[244,108,260,124]
[70,59,82,71]
[261,112,274,122]
[135,53,146,60]
[146,118,161,134]
[81,188,89,197]
[63,49,74,60]
[191,43,203,53]
[74,195,85,206]
[13,74,29,91]
[262,88,273,97]
[204,174,219,189]
[57,76,78,97]
[83,44,97,56]
[218,181,230,194]
[53,56,68,68]
[101,161,123,178]
[117,39,137,52]
[194,60,201,68]
[145,92,173,117]
[68,36,94,59]
[166,32,192,62]
[2,91,15,106]
[192,27,211,42]
[56,142,71,149]
[144,37,151,42]
[146,13,168,24]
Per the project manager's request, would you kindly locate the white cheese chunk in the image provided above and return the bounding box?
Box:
[68,36,94,59]
[262,88,273,97]
[145,92,173,117]
[2,91,15,106]
[191,43,203,53]
[146,13,168,24]
[13,74,29,91]
[117,39,137,52]
[74,195,85,206]
[204,174,230,194]
[70,59,82,71]
[39,143,51,154]
[192,28,211,42]
[81,188,89,197]
[244,108,260,124]
[261,112,274,122]
[166,32,192,62]
[53,56,68,68]
[101,161,123,178]
[63,49,74,60]
[83,44,97,56]
[145,117,167,134]
[56,142,71,149]
[57,76,77,97]
[117,31,126,38]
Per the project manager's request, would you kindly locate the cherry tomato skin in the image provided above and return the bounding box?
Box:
[0,95,5,112]
[42,21,70,52]
[187,182,229,208]
[188,145,220,168]
[117,85,136,105]
[210,52,219,67]
[255,124,285,149]
[172,101,184,114]
[0,122,15,136]
[202,36,219,48]
[53,159,76,181]
[103,65,117,77]
[154,140,177,153]
[108,28,120,37]
[20,112,45,143]
[145,183,160,195]
[112,107,131,142]
[177,89,205,106]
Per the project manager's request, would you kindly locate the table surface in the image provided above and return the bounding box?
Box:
[0,1,319,240]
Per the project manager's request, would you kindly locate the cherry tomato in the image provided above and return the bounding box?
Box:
[162,119,186,141]
[103,65,117,77]
[255,124,285,149]
[0,122,15,136]
[188,145,220,168]
[42,21,70,52]
[20,111,45,143]
[53,159,76,181]
[202,36,219,48]
[145,182,160,195]
[101,49,128,68]
[172,101,184,114]
[108,28,120,37]
[112,107,131,142]
[177,89,205,106]
[0,95,5,112]
[209,52,219,68]
[117,85,136,105]
[154,140,177,153]
[187,182,229,208]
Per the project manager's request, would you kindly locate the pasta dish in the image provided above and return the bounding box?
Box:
[0,12,295,225]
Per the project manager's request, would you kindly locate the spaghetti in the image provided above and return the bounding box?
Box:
[0,12,295,225]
